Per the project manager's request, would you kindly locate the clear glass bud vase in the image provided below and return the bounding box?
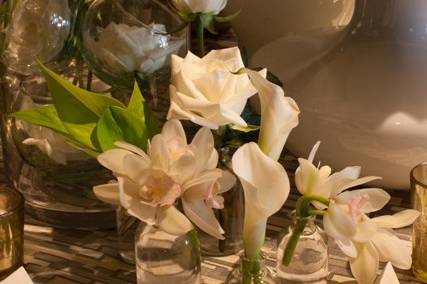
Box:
[276,215,328,282]
[225,255,276,284]
[135,224,202,284]
[199,146,244,256]
[116,206,140,264]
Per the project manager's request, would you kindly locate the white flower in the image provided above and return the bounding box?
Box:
[93,119,235,237]
[85,22,184,75]
[167,47,264,129]
[172,0,227,15]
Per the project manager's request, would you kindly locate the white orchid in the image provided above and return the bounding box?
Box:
[93,119,235,237]
[85,22,184,75]
[232,70,299,260]
[172,0,227,15]
[167,47,266,129]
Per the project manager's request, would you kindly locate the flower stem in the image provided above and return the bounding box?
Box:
[242,256,262,284]
[282,195,329,266]
[196,14,205,56]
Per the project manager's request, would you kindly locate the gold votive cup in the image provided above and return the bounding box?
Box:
[411,162,427,283]
[0,186,24,280]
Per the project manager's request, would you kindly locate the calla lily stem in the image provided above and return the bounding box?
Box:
[282,195,329,266]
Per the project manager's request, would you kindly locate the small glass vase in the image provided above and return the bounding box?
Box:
[135,223,202,284]
[116,206,140,264]
[225,255,276,284]
[276,215,328,282]
[199,146,244,256]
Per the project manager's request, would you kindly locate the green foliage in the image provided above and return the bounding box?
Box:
[11,64,160,156]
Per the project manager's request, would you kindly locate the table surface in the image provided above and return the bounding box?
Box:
[2,31,424,284]
[0,150,421,284]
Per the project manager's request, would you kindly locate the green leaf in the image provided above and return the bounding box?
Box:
[214,10,241,23]
[200,13,217,35]
[10,105,69,137]
[127,82,145,118]
[96,106,148,152]
[230,124,260,133]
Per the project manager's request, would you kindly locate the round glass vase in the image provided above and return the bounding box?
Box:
[199,146,244,256]
[116,206,140,264]
[225,255,276,284]
[81,0,189,120]
[0,0,116,229]
[276,215,328,282]
[135,223,202,284]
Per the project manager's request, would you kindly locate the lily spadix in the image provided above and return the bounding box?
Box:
[232,69,299,277]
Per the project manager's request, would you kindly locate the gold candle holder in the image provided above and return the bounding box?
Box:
[411,163,427,283]
[0,186,24,280]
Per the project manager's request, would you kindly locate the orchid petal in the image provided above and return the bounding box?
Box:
[352,218,377,242]
[148,135,169,170]
[371,229,412,269]
[191,126,218,172]
[232,142,290,258]
[350,242,379,284]
[373,209,420,229]
[326,166,361,197]
[295,158,319,195]
[243,68,300,161]
[93,183,120,206]
[378,262,400,284]
[114,141,150,159]
[336,188,391,214]
[183,169,223,192]
[157,205,194,236]
[161,119,187,145]
[182,199,225,239]
[336,239,357,258]
[308,141,321,163]
[335,176,382,195]
[217,170,236,194]
[323,202,356,240]
[122,153,151,182]
[97,149,129,175]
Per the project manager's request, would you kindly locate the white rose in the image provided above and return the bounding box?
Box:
[167,47,263,129]
[85,22,184,75]
[172,0,227,15]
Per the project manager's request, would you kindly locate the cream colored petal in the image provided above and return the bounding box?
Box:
[307,141,321,163]
[371,228,412,270]
[182,199,225,239]
[295,158,319,195]
[377,262,400,284]
[326,166,361,198]
[169,151,196,184]
[157,205,194,236]
[350,242,379,284]
[191,126,218,172]
[373,209,420,229]
[161,119,187,145]
[148,135,169,170]
[336,188,391,214]
[335,176,382,195]
[114,141,150,159]
[167,100,220,129]
[122,153,152,182]
[93,183,120,206]
[183,169,223,197]
[323,202,357,240]
[336,239,357,258]
[203,47,244,71]
[97,149,130,175]
[217,170,236,194]
[352,218,377,243]
[244,68,300,161]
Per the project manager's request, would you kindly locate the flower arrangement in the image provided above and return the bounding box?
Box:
[9,2,420,283]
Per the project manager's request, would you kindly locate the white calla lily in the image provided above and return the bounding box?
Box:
[232,142,290,258]
[172,0,227,15]
[243,68,300,161]
[167,47,263,129]
[94,119,235,237]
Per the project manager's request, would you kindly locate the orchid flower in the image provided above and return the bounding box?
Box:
[93,119,235,237]
[231,69,299,281]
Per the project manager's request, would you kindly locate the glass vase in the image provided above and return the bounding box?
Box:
[225,255,276,284]
[116,206,140,264]
[199,146,244,256]
[276,215,328,282]
[0,0,116,229]
[81,0,189,120]
[135,224,202,284]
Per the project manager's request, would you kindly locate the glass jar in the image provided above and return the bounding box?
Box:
[225,255,276,284]
[199,146,244,256]
[135,224,202,284]
[0,0,116,229]
[116,206,140,264]
[81,0,189,120]
[276,215,328,282]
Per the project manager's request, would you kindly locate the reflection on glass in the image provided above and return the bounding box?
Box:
[411,162,427,282]
[0,186,24,280]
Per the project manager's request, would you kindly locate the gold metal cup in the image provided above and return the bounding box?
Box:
[0,186,24,280]
[411,162,427,283]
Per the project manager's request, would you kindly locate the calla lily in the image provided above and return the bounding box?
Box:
[232,142,290,258]
[167,47,265,129]
[94,119,235,237]
[242,69,300,161]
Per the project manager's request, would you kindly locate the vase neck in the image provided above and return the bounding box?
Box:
[290,214,317,235]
